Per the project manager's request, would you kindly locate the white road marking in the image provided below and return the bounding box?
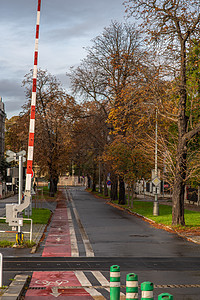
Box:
[67,190,94,257]
[74,271,105,298]
[92,271,125,297]
[67,207,79,257]
[50,287,61,298]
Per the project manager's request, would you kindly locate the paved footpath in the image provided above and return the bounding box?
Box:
[24,191,96,300]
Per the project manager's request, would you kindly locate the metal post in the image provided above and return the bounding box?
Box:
[110,265,120,300]
[153,108,159,216]
[0,253,3,287]
[126,273,138,300]
[30,219,33,242]
[72,161,75,186]
[18,155,23,240]
[98,158,101,193]
[18,155,23,206]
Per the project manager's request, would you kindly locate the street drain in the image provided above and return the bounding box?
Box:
[155,284,200,288]
[29,287,46,290]
[28,284,200,290]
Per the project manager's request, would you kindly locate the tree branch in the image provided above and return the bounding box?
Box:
[184,122,200,142]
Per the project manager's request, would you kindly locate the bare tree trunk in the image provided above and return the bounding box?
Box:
[49,175,55,197]
[172,42,187,226]
[172,140,187,225]
[119,176,126,205]
[111,174,118,201]
[92,161,97,192]
[131,183,135,209]
[87,175,91,188]
[127,185,130,207]
[103,174,108,197]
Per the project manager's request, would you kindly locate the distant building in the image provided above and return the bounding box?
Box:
[0,97,6,157]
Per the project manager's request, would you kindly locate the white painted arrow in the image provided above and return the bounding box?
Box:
[50,287,61,298]
[56,237,61,242]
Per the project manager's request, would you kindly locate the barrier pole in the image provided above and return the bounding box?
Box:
[110,265,120,300]
[158,293,173,299]
[141,281,154,300]
[126,273,138,300]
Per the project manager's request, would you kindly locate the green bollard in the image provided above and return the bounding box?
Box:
[141,281,154,300]
[158,293,173,300]
[126,273,138,300]
[110,265,120,300]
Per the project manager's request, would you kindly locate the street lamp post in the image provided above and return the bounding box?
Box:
[98,158,101,193]
[153,108,159,216]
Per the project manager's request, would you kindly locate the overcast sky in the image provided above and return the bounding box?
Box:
[0,0,127,119]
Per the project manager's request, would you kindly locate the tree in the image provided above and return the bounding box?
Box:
[21,69,75,195]
[69,100,109,193]
[69,21,144,202]
[103,135,150,204]
[5,116,27,153]
[124,0,200,225]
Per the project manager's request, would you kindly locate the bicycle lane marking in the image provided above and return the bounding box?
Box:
[24,193,95,299]
[25,271,93,299]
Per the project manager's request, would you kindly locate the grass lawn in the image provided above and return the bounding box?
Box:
[112,200,200,228]
[0,208,51,224]
[32,187,57,201]
[23,208,51,224]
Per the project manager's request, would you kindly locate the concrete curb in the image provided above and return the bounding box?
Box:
[30,211,53,254]
[30,224,46,254]
[0,274,29,300]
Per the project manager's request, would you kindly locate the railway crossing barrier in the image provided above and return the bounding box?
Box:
[110,265,173,299]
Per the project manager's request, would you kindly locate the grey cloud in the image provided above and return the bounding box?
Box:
[4,99,23,115]
[0,79,24,98]
[1,0,126,118]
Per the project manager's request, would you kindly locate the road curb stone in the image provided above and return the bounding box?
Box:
[0,275,29,300]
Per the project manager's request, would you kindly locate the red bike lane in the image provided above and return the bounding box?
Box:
[25,193,94,299]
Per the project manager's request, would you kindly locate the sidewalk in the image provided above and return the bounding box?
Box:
[0,194,47,246]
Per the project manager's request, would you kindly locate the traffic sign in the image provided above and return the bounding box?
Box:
[6,150,15,163]
[107,180,111,186]
[152,177,161,187]
[6,150,26,163]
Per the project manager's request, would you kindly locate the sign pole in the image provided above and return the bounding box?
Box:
[153,108,159,216]
[18,155,23,238]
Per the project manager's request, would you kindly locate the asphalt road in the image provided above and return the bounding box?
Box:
[67,187,200,258]
[2,187,200,299]
[66,187,200,299]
